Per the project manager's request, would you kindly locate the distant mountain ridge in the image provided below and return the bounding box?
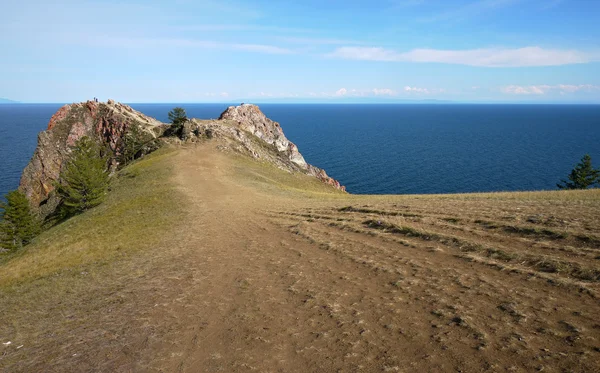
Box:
[0,98,19,104]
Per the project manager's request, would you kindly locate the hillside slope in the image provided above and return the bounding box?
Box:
[1,140,599,372]
[17,101,344,221]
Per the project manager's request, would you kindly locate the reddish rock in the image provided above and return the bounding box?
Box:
[20,101,345,220]
[47,105,70,130]
[20,100,165,218]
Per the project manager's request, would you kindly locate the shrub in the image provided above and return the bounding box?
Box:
[0,190,40,251]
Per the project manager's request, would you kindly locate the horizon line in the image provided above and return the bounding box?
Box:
[4,101,600,105]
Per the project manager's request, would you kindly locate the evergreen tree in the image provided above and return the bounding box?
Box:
[0,190,40,251]
[56,137,110,216]
[557,154,600,190]
[166,107,188,138]
[120,123,160,166]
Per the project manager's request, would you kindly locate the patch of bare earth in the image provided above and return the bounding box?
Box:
[2,144,599,372]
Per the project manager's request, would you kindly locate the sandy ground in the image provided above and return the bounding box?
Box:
[2,145,599,372]
[134,146,599,372]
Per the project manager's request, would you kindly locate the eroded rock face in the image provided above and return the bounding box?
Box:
[19,100,165,218]
[218,104,345,191]
[20,101,345,219]
[219,104,308,168]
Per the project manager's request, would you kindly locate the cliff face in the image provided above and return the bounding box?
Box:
[19,101,345,218]
[217,104,345,191]
[19,100,165,217]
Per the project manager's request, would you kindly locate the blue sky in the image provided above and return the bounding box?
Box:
[1,0,599,103]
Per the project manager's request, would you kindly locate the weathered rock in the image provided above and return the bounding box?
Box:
[181,121,194,141]
[218,104,345,191]
[20,101,345,219]
[19,100,165,218]
[219,104,308,168]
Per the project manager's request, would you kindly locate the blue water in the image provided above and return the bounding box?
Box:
[1,103,599,198]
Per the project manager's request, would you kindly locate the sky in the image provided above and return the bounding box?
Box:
[1,0,599,103]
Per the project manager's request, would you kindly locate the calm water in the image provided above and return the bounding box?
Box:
[1,103,599,198]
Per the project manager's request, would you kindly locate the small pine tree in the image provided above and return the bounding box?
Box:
[120,123,159,166]
[56,137,110,216]
[0,190,40,251]
[557,154,600,190]
[166,107,188,138]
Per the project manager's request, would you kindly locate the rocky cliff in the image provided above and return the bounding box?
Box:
[217,104,345,191]
[19,101,345,219]
[19,100,165,218]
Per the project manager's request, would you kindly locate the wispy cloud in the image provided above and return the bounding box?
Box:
[404,86,430,94]
[404,86,446,94]
[91,36,294,55]
[372,88,398,96]
[334,88,399,97]
[501,84,600,95]
[274,36,364,45]
[335,88,348,97]
[179,24,316,34]
[328,46,598,67]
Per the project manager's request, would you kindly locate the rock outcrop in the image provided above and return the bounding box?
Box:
[20,100,165,218]
[219,104,308,167]
[217,104,345,191]
[19,101,345,218]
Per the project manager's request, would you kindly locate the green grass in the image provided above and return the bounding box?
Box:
[0,147,184,288]
[229,151,347,199]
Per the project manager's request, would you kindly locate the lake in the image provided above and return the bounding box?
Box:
[1,103,599,198]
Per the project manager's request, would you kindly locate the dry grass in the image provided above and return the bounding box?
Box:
[0,147,183,287]
[1,143,599,373]
[0,147,190,370]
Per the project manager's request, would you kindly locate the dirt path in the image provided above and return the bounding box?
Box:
[130,146,599,373]
[2,146,598,372]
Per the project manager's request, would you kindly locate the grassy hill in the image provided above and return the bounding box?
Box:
[1,141,599,372]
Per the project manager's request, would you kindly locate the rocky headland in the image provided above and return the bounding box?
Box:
[3,100,600,373]
[19,100,344,219]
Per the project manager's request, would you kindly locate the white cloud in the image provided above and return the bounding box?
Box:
[332,88,399,97]
[328,46,598,67]
[231,43,293,54]
[178,24,316,34]
[501,84,600,95]
[87,36,294,55]
[275,36,363,45]
[404,86,430,94]
[403,86,446,95]
[335,88,348,96]
[372,88,397,96]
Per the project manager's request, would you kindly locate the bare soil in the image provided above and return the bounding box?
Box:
[2,144,599,372]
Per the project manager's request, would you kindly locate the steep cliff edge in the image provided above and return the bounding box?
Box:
[217,104,345,191]
[19,101,344,218]
[19,100,165,218]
